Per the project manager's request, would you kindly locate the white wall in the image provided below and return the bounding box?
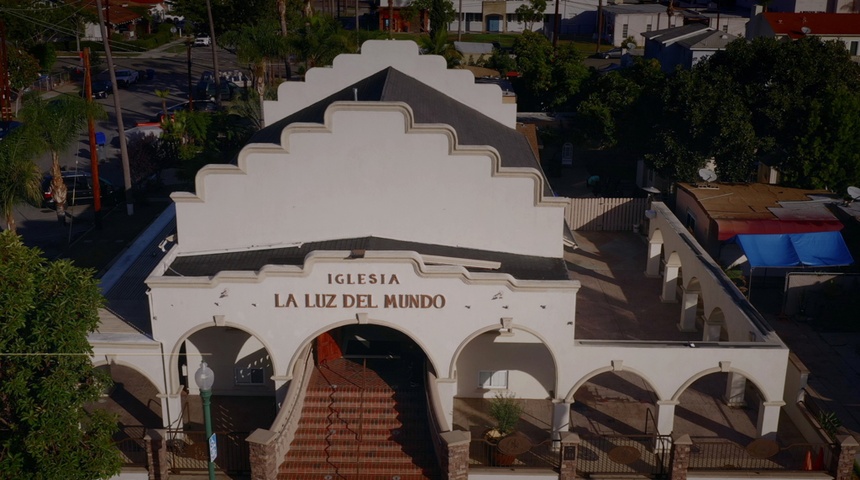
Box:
[455,332,556,399]
[173,106,567,258]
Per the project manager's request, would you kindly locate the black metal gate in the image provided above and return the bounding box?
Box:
[577,433,672,478]
[167,430,250,474]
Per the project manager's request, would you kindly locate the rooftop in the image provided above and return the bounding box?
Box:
[764,12,860,38]
[677,182,837,220]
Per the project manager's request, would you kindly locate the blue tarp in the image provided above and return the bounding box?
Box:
[736,231,854,268]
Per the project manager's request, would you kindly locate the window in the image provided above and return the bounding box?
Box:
[622,24,628,38]
[465,13,481,22]
[235,367,265,385]
[479,370,508,389]
[646,24,652,32]
[722,24,728,33]
[685,211,697,233]
[851,41,859,56]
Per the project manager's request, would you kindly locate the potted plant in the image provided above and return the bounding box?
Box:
[485,392,527,466]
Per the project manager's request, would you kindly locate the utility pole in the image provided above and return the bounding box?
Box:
[355,0,360,51]
[553,0,561,48]
[458,0,463,41]
[95,0,133,216]
[596,0,603,54]
[388,0,393,38]
[105,0,111,37]
[0,21,11,121]
[187,39,194,111]
[205,0,221,109]
[82,47,103,229]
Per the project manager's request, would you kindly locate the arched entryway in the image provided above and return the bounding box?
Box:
[279,323,442,478]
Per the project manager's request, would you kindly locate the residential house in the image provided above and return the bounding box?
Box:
[642,23,739,72]
[746,10,860,55]
[602,3,746,47]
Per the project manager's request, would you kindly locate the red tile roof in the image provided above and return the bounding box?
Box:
[764,13,860,39]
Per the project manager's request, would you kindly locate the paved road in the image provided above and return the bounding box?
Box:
[11,42,243,257]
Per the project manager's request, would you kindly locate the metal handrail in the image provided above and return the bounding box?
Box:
[688,438,835,471]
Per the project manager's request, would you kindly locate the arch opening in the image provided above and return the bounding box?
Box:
[569,370,660,436]
[90,364,164,440]
[673,372,767,443]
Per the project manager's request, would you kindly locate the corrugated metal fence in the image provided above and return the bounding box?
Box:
[566,197,649,231]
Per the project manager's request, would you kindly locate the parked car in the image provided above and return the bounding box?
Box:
[194,34,211,46]
[80,80,113,99]
[114,69,139,87]
[194,80,241,101]
[598,47,624,59]
[42,171,121,208]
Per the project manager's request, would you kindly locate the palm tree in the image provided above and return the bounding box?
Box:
[0,128,42,234]
[418,31,461,68]
[289,15,351,69]
[19,94,105,223]
[221,21,290,126]
[155,89,171,116]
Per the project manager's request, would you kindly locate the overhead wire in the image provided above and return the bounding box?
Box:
[1,4,147,52]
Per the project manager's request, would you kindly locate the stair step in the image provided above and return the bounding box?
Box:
[290,438,426,451]
[294,428,426,442]
[278,474,434,480]
[285,450,435,463]
[280,459,431,473]
[298,405,428,418]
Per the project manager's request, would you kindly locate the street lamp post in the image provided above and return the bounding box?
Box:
[194,362,216,480]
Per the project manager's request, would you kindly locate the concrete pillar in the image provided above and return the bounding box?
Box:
[669,433,692,480]
[723,372,747,407]
[702,320,722,342]
[246,429,279,480]
[441,430,471,480]
[755,401,784,439]
[661,263,680,303]
[160,393,183,429]
[552,400,572,449]
[646,241,662,277]
[145,429,169,480]
[436,379,457,432]
[677,291,698,332]
[655,400,678,436]
[559,431,580,480]
[831,435,859,480]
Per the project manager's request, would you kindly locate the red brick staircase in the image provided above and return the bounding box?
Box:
[279,358,442,480]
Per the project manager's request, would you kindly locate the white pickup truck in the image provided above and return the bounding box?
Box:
[114,69,139,87]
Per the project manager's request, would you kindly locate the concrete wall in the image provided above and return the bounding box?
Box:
[455,332,556,399]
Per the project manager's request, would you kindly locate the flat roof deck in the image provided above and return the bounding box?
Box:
[568,230,701,342]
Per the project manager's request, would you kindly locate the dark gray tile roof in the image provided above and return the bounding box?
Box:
[167,236,569,281]
[249,67,552,196]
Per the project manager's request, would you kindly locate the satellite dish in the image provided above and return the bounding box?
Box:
[698,168,718,183]
[848,186,860,200]
[642,186,661,194]
[626,42,636,50]
[801,26,812,34]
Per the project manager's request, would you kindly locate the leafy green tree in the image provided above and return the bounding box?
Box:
[511,31,588,111]
[515,0,546,31]
[0,128,41,234]
[8,47,40,115]
[644,36,860,186]
[0,0,96,47]
[428,0,456,38]
[0,231,121,478]
[19,95,105,223]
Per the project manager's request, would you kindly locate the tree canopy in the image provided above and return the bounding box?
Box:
[573,36,860,191]
[514,0,546,31]
[0,231,121,478]
[510,31,588,111]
